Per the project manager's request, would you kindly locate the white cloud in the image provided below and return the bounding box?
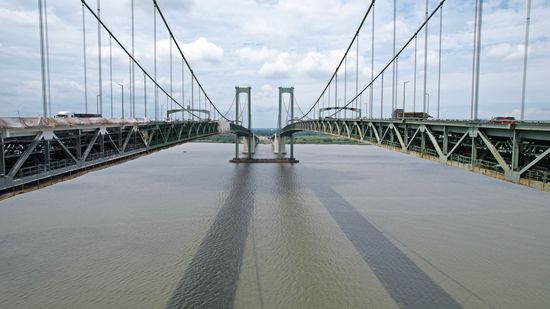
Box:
[295,50,343,78]
[259,52,292,78]
[235,47,280,63]
[181,37,224,62]
[0,8,38,27]
[487,43,527,61]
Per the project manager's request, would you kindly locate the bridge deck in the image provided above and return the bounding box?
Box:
[0,118,251,192]
[282,118,550,188]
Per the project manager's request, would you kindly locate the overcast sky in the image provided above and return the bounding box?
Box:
[1,0,549,127]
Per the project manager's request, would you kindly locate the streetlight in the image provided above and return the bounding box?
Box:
[96,94,100,115]
[425,93,430,116]
[118,83,124,119]
[402,81,409,120]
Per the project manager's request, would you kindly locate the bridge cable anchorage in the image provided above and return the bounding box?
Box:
[298,0,376,121]
[80,0,204,121]
[152,0,228,121]
[322,0,446,119]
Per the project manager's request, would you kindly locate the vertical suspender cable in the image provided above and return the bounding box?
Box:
[131,0,135,118]
[381,72,384,118]
[82,4,88,113]
[183,62,186,120]
[395,57,399,114]
[520,0,532,121]
[414,36,417,113]
[170,38,173,113]
[473,0,484,120]
[191,78,194,120]
[437,5,443,119]
[423,0,428,114]
[344,57,347,119]
[129,62,132,117]
[369,5,375,119]
[144,73,147,118]
[370,3,375,118]
[109,36,113,118]
[44,0,52,117]
[154,5,158,120]
[358,33,362,114]
[470,0,479,120]
[97,0,102,116]
[392,0,396,113]
[38,0,48,117]
[328,81,331,119]
[335,74,338,117]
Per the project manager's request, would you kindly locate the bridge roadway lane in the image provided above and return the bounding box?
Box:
[0,143,549,308]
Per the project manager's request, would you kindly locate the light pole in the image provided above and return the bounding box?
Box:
[402,81,409,120]
[425,93,430,116]
[96,94,100,114]
[118,83,124,119]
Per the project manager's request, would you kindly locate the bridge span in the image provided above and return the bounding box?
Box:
[0,117,251,192]
[280,118,550,189]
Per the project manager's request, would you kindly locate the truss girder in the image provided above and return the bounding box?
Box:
[282,119,550,183]
[0,121,227,191]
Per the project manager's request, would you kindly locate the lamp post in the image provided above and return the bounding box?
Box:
[425,93,430,116]
[96,94,100,114]
[402,81,409,120]
[118,83,124,119]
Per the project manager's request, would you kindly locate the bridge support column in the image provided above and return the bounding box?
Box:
[278,87,295,159]
[235,86,252,160]
[443,126,449,156]
[470,137,477,170]
[273,135,286,156]
[506,130,522,182]
[243,135,256,155]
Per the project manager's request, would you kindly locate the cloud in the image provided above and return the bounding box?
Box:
[235,47,280,62]
[259,52,292,78]
[487,43,527,60]
[181,37,223,62]
[295,50,343,78]
[154,37,223,63]
[0,8,38,27]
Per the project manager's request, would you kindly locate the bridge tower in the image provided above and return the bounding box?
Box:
[235,87,252,160]
[277,87,295,160]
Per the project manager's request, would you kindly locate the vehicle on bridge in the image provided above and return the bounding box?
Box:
[392,109,431,120]
[54,111,102,119]
[490,116,517,124]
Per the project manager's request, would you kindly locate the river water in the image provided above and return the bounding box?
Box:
[0,143,549,309]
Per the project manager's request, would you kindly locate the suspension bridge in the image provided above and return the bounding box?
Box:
[1,0,550,193]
